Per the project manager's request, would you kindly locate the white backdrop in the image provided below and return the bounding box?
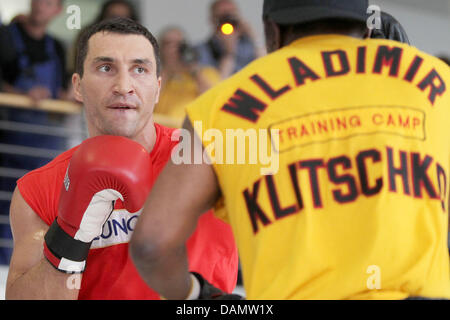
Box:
[372,0,450,57]
[0,0,448,56]
[140,0,265,48]
[140,0,450,56]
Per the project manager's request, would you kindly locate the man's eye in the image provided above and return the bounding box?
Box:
[134,67,146,74]
[99,65,112,72]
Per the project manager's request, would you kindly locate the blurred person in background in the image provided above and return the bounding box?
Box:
[0,0,68,265]
[0,0,69,156]
[196,0,264,79]
[0,0,67,101]
[94,0,139,23]
[0,10,3,91]
[0,0,68,153]
[155,26,221,122]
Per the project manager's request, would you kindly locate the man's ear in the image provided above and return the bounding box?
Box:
[263,19,281,53]
[72,73,84,103]
[154,76,162,104]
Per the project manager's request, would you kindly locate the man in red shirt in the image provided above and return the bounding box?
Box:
[5,18,238,300]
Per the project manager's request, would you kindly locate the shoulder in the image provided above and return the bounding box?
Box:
[419,52,450,77]
[150,123,179,169]
[18,146,77,186]
[19,146,77,182]
[366,38,450,77]
[155,123,178,144]
[17,147,78,225]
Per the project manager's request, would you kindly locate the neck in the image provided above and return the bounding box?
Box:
[133,117,158,153]
[88,117,158,154]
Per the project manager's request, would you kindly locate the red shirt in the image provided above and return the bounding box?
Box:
[17,123,238,299]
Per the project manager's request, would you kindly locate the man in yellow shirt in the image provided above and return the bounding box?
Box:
[131,0,450,300]
[155,26,221,121]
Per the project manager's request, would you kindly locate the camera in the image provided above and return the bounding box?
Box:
[178,42,199,65]
[218,15,239,35]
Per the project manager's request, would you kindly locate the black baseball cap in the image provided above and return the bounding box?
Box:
[263,0,369,25]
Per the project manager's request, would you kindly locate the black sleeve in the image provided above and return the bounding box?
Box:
[54,38,69,90]
[0,66,3,91]
[0,29,3,91]
[0,26,19,85]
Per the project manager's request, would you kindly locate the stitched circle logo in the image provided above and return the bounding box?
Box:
[64,165,70,191]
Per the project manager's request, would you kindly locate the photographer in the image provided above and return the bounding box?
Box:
[196,0,264,79]
[155,26,221,121]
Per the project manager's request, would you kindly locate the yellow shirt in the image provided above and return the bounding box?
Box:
[155,67,220,121]
[186,35,450,300]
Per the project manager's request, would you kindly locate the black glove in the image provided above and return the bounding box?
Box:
[191,272,245,300]
[370,11,410,45]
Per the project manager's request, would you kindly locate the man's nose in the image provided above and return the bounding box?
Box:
[113,71,135,96]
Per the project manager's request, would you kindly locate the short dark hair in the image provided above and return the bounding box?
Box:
[75,17,161,78]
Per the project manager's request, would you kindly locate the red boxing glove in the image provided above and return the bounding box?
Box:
[44,136,152,273]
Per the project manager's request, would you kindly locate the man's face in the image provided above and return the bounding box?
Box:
[211,0,239,27]
[30,0,62,26]
[73,32,161,139]
[160,29,184,64]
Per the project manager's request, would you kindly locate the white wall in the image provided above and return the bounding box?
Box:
[1,0,447,57]
[140,0,265,48]
[371,0,450,57]
[0,0,30,23]
[140,0,449,57]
